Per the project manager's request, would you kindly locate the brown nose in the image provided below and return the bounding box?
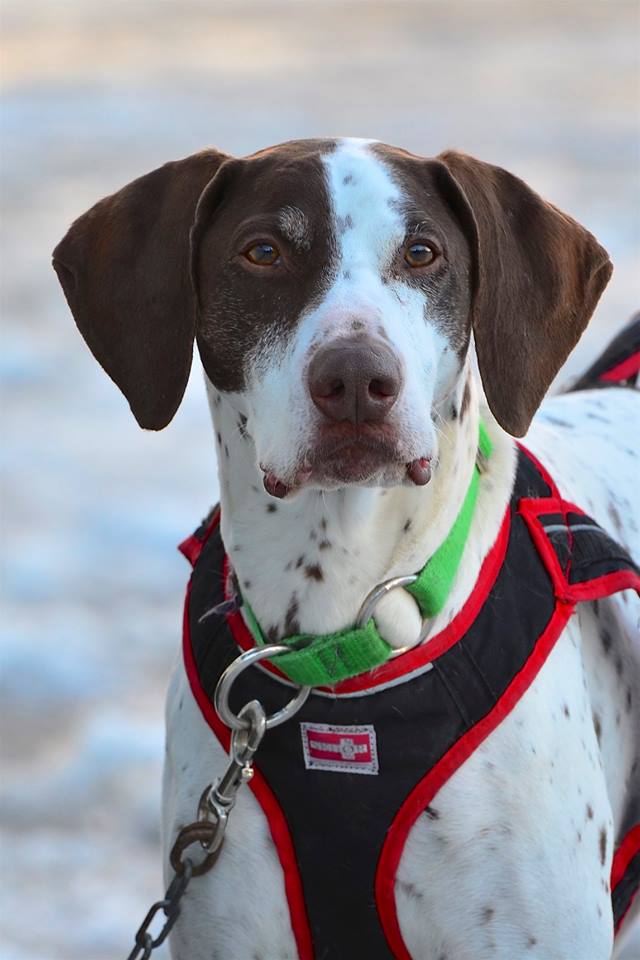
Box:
[308,336,402,424]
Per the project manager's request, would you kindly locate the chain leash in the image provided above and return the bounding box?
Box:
[126,644,311,958]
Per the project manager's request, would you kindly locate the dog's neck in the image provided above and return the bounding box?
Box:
[207,367,516,651]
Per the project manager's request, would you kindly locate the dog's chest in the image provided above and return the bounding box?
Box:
[164,447,639,960]
[164,607,632,960]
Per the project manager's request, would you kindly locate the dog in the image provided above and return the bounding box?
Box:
[53,138,639,960]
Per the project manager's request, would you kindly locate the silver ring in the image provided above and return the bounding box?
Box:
[214,644,311,731]
[356,574,428,658]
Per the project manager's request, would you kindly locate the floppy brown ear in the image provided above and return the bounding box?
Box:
[435,151,613,436]
[52,149,229,429]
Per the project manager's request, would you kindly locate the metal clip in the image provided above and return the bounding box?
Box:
[197,700,267,850]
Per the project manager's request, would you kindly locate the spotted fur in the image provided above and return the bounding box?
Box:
[163,146,638,957]
[51,136,637,958]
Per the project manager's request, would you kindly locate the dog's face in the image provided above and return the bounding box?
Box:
[53,138,611,494]
[195,140,472,494]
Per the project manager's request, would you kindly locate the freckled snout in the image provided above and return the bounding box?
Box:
[308,335,403,424]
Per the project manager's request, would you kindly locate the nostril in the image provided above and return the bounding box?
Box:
[369,378,397,400]
[314,378,345,400]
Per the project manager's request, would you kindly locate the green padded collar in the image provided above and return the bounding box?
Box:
[241,424,493,687]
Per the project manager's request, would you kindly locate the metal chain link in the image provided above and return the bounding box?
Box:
[126,859,193,960]
[125,645,308,958]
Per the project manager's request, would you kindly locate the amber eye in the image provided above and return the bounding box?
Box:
[404,242,436,268]
[244,242,280,266]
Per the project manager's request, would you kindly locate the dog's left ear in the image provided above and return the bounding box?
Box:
[435,151,613,436]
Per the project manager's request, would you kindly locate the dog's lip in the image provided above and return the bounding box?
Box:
[306,436,430,485]
[261,433,432,495]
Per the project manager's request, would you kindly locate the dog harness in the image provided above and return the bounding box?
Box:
[179,441,640,960]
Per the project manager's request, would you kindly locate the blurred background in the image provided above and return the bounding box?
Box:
[1,1,639,957]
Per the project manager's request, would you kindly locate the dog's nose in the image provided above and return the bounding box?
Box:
[308,335,402,423]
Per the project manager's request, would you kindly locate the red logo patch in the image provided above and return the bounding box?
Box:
[300,722,379,775]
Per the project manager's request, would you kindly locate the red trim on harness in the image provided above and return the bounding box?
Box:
[599,350,640,383]
[178,508,221,567]
[569,571,640,601]
[518,497,586,601]
[222,507,511,695]
[519,499,640,603]
[182,581,315,960]
[375,599,575,960]
[611,824,640,934]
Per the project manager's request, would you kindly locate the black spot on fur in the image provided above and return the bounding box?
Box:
[295,555,305,569]
[266,503,277,513]
[608,501,623,534]
[460,378,471,421]
[396,879,424,901]
[563,703,570,718]
[305,563,324,582]
[403,519,412,533]
[343,173,354,185]
[592,711,602,744]
[600,630,612,655]
[284,594,299,635]
[224,443,229,458]
[319,539,332,550]
[425,805,440,820]
[266,625,279,643]
[527,936,537,948]
[343,269,351,280]
[243,580,252,589]
[544,415,571,428]
[320,517,327,531]
[599,826,607,866]
[481,906,495,924]
[338,213,354,232]
[216,431,222,444]
[238,414,249,439]
[626,688,633,711]
[587,804,594,820]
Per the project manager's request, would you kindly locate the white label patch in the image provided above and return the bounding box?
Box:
[300,722,379,775]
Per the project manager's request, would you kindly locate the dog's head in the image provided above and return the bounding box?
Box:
[53,138,611,494]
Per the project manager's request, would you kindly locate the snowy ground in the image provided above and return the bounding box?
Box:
[1,2,639,958]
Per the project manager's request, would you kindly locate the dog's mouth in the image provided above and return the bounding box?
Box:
[262,427,431,497]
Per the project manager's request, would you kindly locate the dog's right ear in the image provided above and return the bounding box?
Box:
[52,149,230,430]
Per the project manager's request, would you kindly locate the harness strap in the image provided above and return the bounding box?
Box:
[242,423,494,686]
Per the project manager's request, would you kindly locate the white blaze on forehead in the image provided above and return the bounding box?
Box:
[323,139,406,276]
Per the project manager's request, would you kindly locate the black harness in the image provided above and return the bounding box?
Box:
[180,447,640,960]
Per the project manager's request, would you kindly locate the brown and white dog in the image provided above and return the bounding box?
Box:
[53,139,639,959]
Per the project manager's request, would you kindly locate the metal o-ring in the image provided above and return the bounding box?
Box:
[355,573,428,658]
[214,644,311,731]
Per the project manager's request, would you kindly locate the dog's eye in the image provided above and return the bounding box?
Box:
[244,242,281,266]
[404,242,437,268]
